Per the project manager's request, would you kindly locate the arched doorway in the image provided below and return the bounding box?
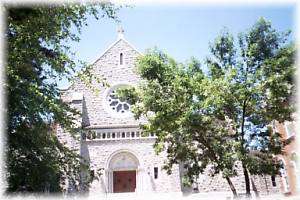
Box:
[107,151,139,193]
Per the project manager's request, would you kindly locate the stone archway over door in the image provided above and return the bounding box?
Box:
[108,151,139,193]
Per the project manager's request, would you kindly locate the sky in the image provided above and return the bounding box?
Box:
[59,4,296,89]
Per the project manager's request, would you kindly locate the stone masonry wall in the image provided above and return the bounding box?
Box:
[196,162,281,196]
[57,36,283,196]
[64,39,142,127]
[82,138,182,194]
[58,37,182,194]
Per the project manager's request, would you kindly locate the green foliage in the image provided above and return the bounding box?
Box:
[206,17,295,171]
[7,123,83,192]
[118,49,238,186]
[6,3,119,193]
[204,17,295,195]
[119,18,295,195]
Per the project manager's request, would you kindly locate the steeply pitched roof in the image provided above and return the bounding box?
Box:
[91,37,142,66]
[60,37,142,91]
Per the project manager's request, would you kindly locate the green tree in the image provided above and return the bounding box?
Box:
[118,50,239,197]
[6,3,119,193]
[119,18,295,198]
[205,18,295,197]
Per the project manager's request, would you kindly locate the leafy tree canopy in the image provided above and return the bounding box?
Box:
[119,17,295,197]
[6,3,119,193]
[118,49,239,195]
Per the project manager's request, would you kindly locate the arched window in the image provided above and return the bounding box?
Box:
[120,53,123,65]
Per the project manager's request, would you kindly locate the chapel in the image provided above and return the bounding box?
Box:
[57,28,283,196]
[58,27,182,194]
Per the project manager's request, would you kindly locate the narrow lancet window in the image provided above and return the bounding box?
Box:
[271,175,276,187]
[154,167,158,179]
[120,53,123,65]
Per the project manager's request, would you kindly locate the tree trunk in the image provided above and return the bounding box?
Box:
[225,176,238,199]
[251,177,260,199]
[242,163,251,198]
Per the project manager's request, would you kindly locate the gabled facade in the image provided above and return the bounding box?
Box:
[58,29,182,194]
[57,28,285,197]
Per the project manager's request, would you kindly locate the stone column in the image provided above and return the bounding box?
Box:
[105,169,113,193]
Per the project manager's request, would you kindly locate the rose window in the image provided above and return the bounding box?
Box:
[107,88,131,114]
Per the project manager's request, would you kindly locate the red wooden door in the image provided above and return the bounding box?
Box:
[113,170,136,193]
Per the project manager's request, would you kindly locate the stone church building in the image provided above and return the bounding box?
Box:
[57,28,285,197]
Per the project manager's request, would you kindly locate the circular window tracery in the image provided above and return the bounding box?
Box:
[107,87,131,114]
